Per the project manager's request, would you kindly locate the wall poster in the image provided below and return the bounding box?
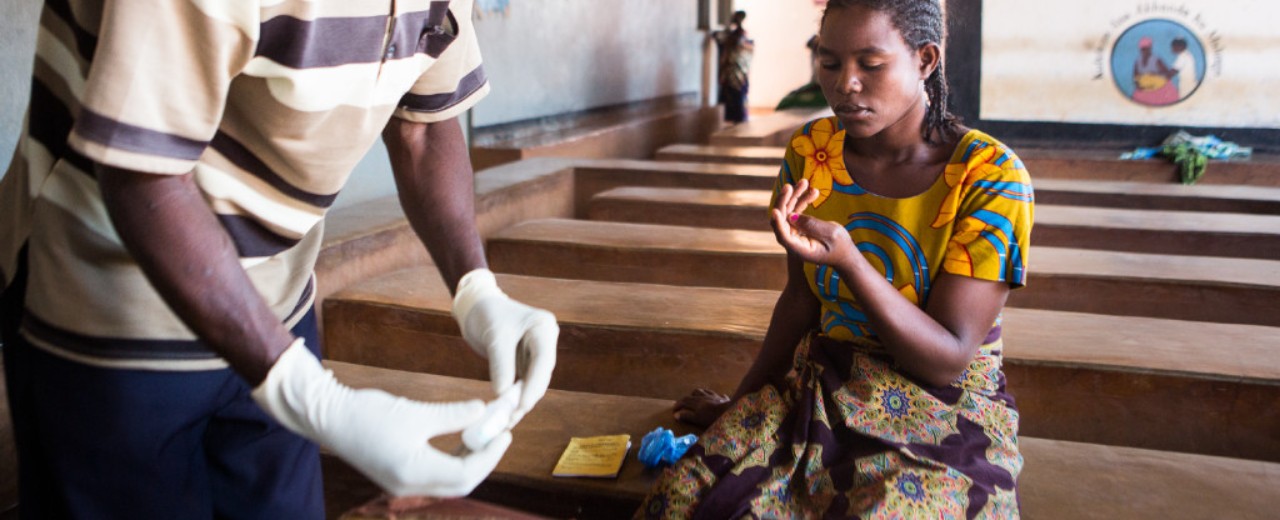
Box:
[980,1,1280,128]
[476,0,512,18]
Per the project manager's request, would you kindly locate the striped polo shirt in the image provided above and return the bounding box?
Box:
[0,0,489,370]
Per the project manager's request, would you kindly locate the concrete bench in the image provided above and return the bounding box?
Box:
[655,143,784,166]
[580,167,1280,216]
[469,97,721,172]
[313,164,1280,309]
[314,158,778,309]
[317,199,430,308]
[587,186,1280,259]
[1033,178,1280,215]
[323,270,774,402]
[708,107,832,147]
[322,269,1280,462]
[322,362,1280,519]
[655,144,1280,186]
[485,219,1280,326]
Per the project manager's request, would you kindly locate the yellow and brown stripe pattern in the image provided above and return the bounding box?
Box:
[0,0,488,370]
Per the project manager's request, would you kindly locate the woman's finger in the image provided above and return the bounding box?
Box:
[788,179,811,216]
[797,183,820,209]
[772,183,794,214]
[771,209,803,249]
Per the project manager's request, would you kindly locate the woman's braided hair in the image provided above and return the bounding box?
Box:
[822,0,961,144]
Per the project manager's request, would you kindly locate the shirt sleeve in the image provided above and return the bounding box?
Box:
[393,0,490,123]
[67,0,257,175]
[941,146,1035,288]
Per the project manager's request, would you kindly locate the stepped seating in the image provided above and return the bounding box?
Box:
[655,143,1280,187]
[324,270,773,401]
[586,170,1280,216]
[707,107,833,147]
[588,186,1280,259]
[1033,178,1280,215]
[323,268,1280,462]
[312,153,1280,516]
[483,218,1280,326]
[656,143,785,166]
[312,158,780,307]
[469,96,721,171]
[326,362,1280,519]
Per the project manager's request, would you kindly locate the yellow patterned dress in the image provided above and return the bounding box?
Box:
[637,117,1034,519]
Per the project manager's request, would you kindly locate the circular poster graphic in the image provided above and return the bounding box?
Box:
[1111,19,1206,107]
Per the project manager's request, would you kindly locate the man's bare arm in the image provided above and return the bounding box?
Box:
[383,116,487,294]
[98,167,293,385]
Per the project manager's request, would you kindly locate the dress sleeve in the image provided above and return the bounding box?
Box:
[941,145,1035,288]
[393,0,490,123]
[67,0,257,175]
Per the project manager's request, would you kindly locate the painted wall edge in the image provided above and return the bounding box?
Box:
[945,0,1280,153]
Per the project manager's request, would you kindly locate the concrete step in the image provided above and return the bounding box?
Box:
[323,270,773,402]
[322,269,1280,462]
[486,219,1280,326]
[587,186,1280,259]
[1033,178,1280,215]
[655,144,1280,187]
[322,362,1280,519]
[469,97,720,171]
[707,107,833,147]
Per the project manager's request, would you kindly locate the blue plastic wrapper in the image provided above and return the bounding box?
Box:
[638,427,698,469]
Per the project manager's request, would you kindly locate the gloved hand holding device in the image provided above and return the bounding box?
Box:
[451,268,559,426]
[252,339,511,497]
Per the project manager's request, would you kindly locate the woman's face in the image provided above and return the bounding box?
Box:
[816,5,933,140]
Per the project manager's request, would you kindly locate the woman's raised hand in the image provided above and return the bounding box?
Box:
[770,179,856,267]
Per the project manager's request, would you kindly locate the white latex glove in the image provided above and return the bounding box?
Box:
[452,268,558,426]
[252,339,511,497]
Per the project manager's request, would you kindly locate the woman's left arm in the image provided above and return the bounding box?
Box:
[772,180,1009,387]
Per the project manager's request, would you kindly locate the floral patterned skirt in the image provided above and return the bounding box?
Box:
[637,332,1022,519]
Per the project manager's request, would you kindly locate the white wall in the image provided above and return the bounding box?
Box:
[340,0,708,207]
[469,0,704,127]
[0,0,39,173]
[982,0,1280,128]
[0,2,707,208]
[734,0,825,110]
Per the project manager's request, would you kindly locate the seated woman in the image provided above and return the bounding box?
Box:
[636,0,1032,518]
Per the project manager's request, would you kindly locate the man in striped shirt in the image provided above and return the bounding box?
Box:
[0,0,558,516]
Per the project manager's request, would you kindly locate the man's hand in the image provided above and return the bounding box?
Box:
[452,269,558,426]
[252,339,510,497]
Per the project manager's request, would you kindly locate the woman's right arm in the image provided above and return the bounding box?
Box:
[674,252,820,426]
[730,252,821,400]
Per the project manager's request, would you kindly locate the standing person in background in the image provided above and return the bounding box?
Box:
[776,35,830,111]
[639,0,1031,517]
[0,0,558,517]
[714,10,754,124]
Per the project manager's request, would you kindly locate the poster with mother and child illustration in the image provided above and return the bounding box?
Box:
[979,0,1278,128]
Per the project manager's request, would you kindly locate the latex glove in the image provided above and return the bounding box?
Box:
[252,339,511,497]
[452,268,558,426]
